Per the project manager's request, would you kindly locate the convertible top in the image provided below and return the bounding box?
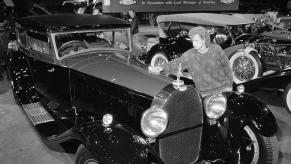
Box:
[156,13,254,26]
[17,14,131,32]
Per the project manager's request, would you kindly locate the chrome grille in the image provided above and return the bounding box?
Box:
[159,87,203,164]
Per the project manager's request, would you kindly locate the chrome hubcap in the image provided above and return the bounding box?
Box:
[233,56,255,82]
[154,57,167,67]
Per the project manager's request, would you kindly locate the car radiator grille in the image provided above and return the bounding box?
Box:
[159,87,203,164]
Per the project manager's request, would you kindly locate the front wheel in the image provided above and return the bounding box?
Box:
[238,125,278,164]
[283,82,291,114]
[75,144,101,164]
[150,52,169,67]
[229,51,262,84]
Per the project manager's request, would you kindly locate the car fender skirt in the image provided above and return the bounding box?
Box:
[226,92,277,137]
[68,121,162,163]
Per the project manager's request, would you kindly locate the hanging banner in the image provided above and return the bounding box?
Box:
[102,0,239,13]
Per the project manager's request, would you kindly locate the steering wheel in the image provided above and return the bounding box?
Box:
[58,40,88,56]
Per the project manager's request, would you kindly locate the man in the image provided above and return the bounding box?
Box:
[127,9,139,35]
[126,9,142,52]
[149,26,233,96]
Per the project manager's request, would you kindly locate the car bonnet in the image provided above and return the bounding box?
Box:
[62,53,172,97]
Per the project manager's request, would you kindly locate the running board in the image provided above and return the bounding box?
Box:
[22,102,55,125]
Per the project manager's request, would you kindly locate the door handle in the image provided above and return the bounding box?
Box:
[48,68,55,72]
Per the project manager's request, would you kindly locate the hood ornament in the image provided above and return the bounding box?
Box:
[172,63,187,91]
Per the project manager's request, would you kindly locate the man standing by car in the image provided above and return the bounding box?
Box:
[125,9,142,52]
[149,26,233,96]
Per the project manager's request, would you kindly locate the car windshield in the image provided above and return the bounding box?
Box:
[54,28,130,59]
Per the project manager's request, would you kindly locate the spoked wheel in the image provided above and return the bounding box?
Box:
[283,82,291,115]
[150,52,169,67]
[238,125,278,164]
[229,51,262,84]
[75,144,101,164]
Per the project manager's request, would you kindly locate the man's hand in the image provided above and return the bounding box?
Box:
[148,66,163,74]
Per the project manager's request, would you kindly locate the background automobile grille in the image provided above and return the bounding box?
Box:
[159,87,203,164]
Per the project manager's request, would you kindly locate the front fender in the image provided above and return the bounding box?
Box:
[224,44,258,58]
[224,92,277,137]
[70,121,163,164]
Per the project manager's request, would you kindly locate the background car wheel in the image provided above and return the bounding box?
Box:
[75,144,101,164]
[239,125,278,164]
[150,52,169,67]
[229,51,262,84]
[283,82,291,114]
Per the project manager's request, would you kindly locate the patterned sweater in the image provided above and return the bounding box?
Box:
[164,44,233,95]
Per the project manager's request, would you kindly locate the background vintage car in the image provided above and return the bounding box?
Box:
[7,13,279,164]
[140,13,291,85]
[139,13,261,83]
[237,29,291,115]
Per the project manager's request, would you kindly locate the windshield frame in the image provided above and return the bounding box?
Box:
[51,27,132,60]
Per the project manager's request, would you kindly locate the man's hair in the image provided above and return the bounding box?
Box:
[188,26,211,47]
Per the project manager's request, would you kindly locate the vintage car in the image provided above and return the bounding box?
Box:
[236,30,291,115]
[7,13,279,164]
[140,13,262,84]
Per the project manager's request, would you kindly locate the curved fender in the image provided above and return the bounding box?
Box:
[243,46,258,55]
[224,92,277,137]
[224,44,258,58]
[67,121,163,164]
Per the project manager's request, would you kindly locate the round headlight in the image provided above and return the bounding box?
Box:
[102,114,113,126]
[204,94,227,119]
[141,106,168,138]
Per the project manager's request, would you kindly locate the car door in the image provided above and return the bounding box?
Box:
[26,31,71,106]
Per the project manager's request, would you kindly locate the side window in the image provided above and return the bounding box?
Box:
[26,31,52,55]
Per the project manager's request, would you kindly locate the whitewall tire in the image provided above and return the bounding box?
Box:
[229,51,262,84]
[150,52,169,67]
[284,83,291,114]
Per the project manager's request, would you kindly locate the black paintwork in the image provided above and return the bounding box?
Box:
[7,13,278,163]
[240,69,291,92]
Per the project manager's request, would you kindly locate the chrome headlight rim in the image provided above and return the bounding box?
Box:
[141,106,168,138]
[204,93,227,119]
